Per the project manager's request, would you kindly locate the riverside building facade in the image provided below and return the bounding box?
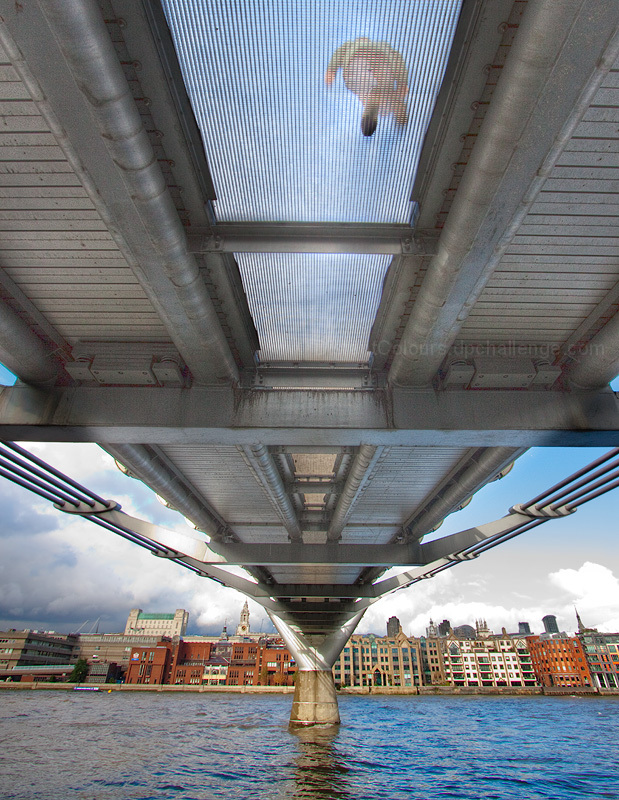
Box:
[526,634,592,688]
[0,630,78,681]
[578,631,619,689]
[226,639,296,686]
[76,633,161,675]
[333,631,425,687]
[440,632,537,687]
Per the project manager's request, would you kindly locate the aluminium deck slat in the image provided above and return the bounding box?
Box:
[0,81,32,100]
[486,280,612,292]
[539,179,619,194]
[548,166,619,179]
[0,101,49,115]
[34,300,157,312]
[600,70,619,88]
[512,235,619,246]
[572,122,619,139]
[44,312,165,322]
[583,107,619,122]
[0,132,60,147]
[7,267,139,279]
[0,161,74,174]
[2,257,135,269]
[475,286,608,299]
[25,288,147,300]
[0,230,115,241]
[0,146,67,161]
[533,192,619,205]
[556,152,619,167]
[505,244,619,256]
[0,186,92,198]
[497,253,619,264]
[0,241,121,251]
[563,136,619,152]
[0,211,103,220]
[516,224,619,236]
[0,173,87,187]
[0,197,95,209]
[0,219,109,231]
[469,304,597,315]
[458,323,571,335]
[0,116,56,133]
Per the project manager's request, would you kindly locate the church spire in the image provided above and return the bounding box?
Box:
[575,606,585,633]
[236,600,251,636]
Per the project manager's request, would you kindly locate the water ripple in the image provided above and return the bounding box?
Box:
[0,693,618,799]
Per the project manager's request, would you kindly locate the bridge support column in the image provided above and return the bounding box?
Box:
[290,670,340,725]
[269,609,365,727]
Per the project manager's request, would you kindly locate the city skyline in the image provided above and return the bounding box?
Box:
[1,363,618,638]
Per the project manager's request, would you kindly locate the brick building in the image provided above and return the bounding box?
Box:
[527,634,592,688]
[125,638,233,686]
[422,637,448,685]
[125,640,176,684]
[226,639,296,686]
[76,633,160,679]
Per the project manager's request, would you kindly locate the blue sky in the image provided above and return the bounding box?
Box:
[1,363,618,638]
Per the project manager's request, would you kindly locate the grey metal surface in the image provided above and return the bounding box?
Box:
[0,0,618,638]
[0,35,168,358]
[388,0,619,387]
[158,444,284,527]
[348,447,471,527]
[1,385,618,446]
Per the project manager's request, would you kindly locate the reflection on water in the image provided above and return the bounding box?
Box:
[291,724,351,799]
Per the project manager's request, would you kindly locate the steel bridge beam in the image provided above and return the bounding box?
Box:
[187,223,428,256]
[1,385,618,446]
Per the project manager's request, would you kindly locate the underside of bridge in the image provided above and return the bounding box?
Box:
[0,0,618,724]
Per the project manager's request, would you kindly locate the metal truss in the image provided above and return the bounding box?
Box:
[2,441,619,628]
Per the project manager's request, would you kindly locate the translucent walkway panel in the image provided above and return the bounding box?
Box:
[236,252,390,362]
[162,0,463,223]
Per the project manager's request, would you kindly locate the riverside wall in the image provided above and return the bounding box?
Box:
[1,682,617,696]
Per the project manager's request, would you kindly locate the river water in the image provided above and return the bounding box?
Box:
[0,691,617,799]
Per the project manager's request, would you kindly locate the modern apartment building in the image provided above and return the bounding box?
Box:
[0,630,78,680]
[440,634,537,687]
[578,631,619,689]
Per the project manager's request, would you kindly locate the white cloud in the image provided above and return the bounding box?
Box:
[355,561,619,637]
[549,561,619,631]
